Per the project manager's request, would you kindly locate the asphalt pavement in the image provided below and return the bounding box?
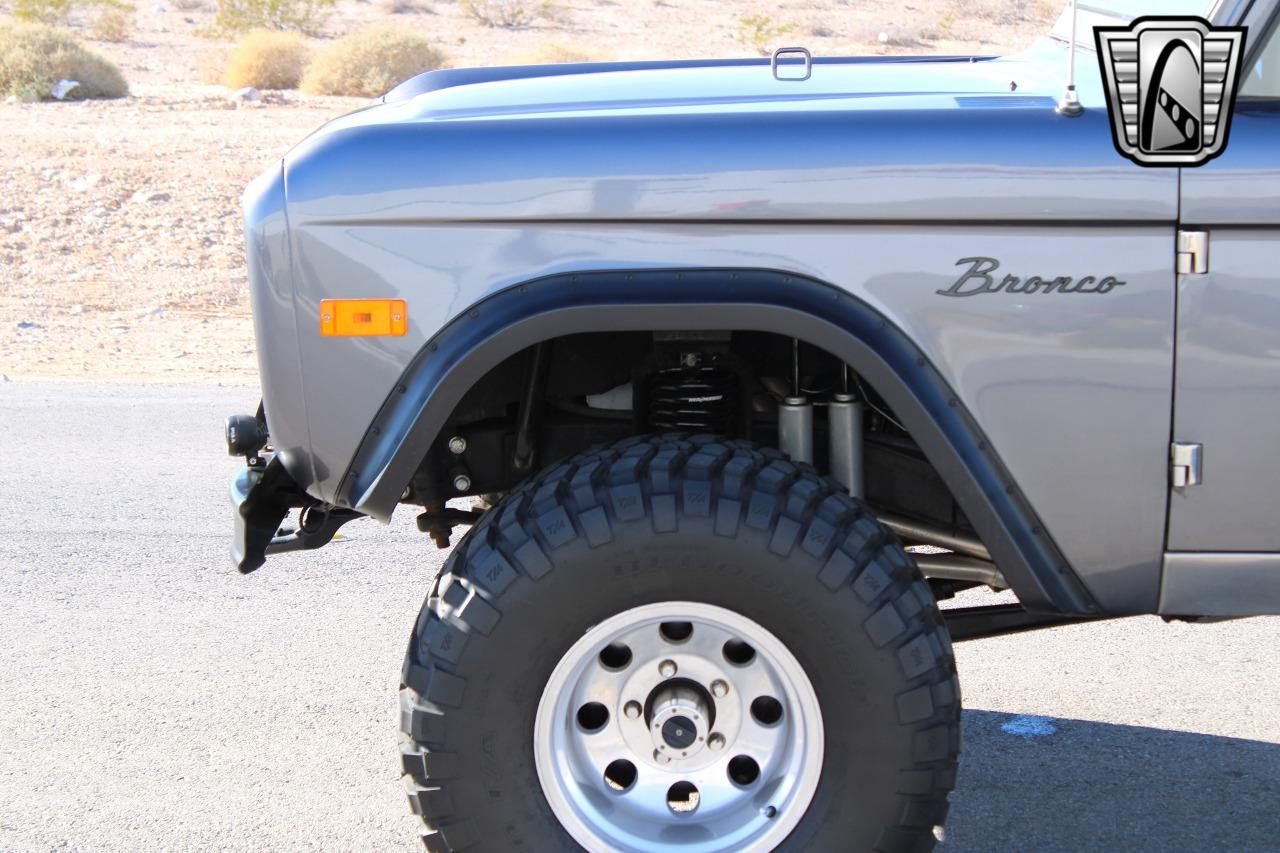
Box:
[1,381,1277,852]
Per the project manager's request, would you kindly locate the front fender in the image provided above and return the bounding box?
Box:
[337,267,1098,617]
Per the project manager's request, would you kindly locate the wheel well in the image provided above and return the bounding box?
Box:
[336,268,1096,615]
[417,328,969,538]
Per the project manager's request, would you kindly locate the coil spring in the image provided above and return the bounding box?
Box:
[647,366,739,436]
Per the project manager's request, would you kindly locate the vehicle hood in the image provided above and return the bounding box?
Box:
[417,58,1055,121]
[280,39,1174,226]
[318,42,1084,134]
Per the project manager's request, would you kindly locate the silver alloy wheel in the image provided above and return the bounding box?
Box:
[534,602,824,853]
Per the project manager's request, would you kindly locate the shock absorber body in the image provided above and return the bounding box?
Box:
[828,392,865,498]
[778,396,814,463]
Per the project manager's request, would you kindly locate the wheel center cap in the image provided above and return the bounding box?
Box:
[662,715,697,749]
[648,680,713,760]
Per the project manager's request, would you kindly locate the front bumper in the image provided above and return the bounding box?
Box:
[230,456,296,573]
[231,454,365,573]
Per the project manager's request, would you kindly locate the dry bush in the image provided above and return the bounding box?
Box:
[736,12,795,56]
[936,10,956,37]
[14,0,137,25]
[214,0,334,35]
[172,0,206,9]
[916,20,947,41]
[0,19,128,100]
[539,2,571,26]
[460,0,548,29]
[12,0,74,23]
[504,42,609,65]
[91,7,133,42]
[876,25,924,47]
[301,24,445,97]
[222,29,307,89]
[380,0,422,12]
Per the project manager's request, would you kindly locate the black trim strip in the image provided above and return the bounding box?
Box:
[944,604,1105,641]
[339,268,1098,616]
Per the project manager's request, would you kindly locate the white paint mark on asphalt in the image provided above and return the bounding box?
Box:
[1001,715,1058,738]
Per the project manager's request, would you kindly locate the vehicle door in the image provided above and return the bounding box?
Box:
[1169,7,1280,559]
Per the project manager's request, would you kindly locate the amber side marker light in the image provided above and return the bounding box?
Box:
[319,299,407,337]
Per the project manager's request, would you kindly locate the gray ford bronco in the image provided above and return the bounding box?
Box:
[226,1,1280,849]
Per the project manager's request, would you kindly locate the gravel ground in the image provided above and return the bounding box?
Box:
[1,381,1277,852]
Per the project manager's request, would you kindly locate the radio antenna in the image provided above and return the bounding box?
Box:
[1056,0,1084,116]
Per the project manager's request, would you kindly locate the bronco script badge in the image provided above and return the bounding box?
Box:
[1095,17,1246,167]
[937,258,1126,297]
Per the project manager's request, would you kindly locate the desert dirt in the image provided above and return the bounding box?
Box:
[0,0,1058,383]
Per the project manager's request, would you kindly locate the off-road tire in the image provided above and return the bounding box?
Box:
[399,434,960,852]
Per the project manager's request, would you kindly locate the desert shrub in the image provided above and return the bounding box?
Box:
[301,24,445,97]
[538,2,571,26]
[214,0,334,35]
[91,7,133,41]
[379,0,421,12]
[13,0,134,24]
[736,12,795,56]
[0,19,128,100]
[872,24,933,47]
[12,0,74,23]
[504,42,607,65]
[460,0,548,29]
[172,0,206,9]
[222,29,307,88]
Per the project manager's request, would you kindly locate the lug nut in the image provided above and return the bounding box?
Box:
[624,701,642,720]
[707,733,726,751]
[653,749,671,765]
[711,680,729,698]
[453,473,472,492]
[659,660,677,678]
[447,436,467,455]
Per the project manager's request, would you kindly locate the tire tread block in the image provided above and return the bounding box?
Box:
[421,819,478,852]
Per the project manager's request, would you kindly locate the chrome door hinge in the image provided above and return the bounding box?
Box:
[1177,230,1208,275]
[1171,442,1203,488]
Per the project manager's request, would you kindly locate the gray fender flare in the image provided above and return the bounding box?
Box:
[338,268,1098,616]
